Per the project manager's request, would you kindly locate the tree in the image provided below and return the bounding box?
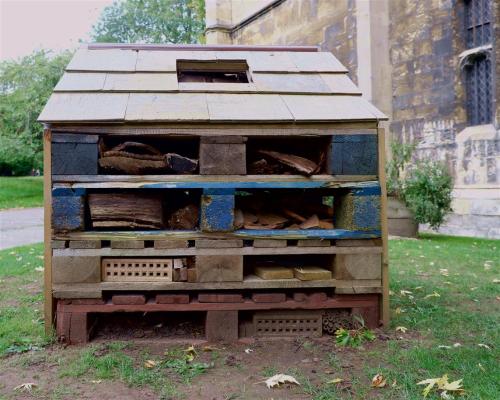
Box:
[0,50,72,175]
[91,0,205,44]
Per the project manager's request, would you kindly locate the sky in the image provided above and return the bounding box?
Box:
[0,0,113,61]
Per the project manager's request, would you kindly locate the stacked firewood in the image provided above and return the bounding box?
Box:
[249,149,325,176]
[99,141,198,175]
[235,194,333,230]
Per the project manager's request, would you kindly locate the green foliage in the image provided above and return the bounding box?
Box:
[0,50,72,175]
[402,161,453,229]
[334,316,376,347]
[163,358,211,383]
[91,0,205,44]
[386,139,415,196]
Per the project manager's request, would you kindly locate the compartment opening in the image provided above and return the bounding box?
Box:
[91,311,205,340]
[247,136,330,175]
[88,189,201,231]
[99,135,199,175]
[235,189,334,230]
[177,59,250,83]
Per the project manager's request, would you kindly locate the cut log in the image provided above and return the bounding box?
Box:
[99,153,166,174]
[165,153,198,174]
[254,265,294,280]
[88,193,164,229]
[168,204,199,230]
[258,150,318,176]
[299,214,320,229]
[112,141,162,155]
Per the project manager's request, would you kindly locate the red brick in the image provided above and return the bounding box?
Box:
[69,312,89,344]
[252,293,286,303]
[198,294,243,303]
[307,292,328,303]
[56,311,71,341]
[156,294,190,304]
[205,310,238,342]
[352,306,380,329]
[293,293,307,302]
[112,295,146,305]
[70,299,105,305]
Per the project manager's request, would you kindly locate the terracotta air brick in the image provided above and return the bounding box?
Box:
[156,294,190,304]
[112,295,146,305]
[198,293,244,303]
[252,293,286,303]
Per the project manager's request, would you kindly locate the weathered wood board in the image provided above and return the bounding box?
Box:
[195,255,243,282]
[200,138,246,175]
[327,134,378,175]
[334,254,382,280]
[52,134,98,175]
[52,256,100,284]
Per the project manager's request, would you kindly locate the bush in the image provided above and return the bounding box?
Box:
[402,161,453,229]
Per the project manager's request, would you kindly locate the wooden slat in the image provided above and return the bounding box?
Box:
[54,72,106,91]
[319,74,361,94]
[66,48,137,71]
[43,129,53,333]
[103,72,178,91]
[206,93,293,121]
[125,93,209,121]
[281,95,386,121]
[252,73,330,93]
[136,50,217,71]
[53,245,382,257]
[52,278,382,297]
[38,93,128,122]
[289,52,348,72]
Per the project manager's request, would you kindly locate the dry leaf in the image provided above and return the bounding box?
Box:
[395,326,408,333]
[477,343,491,350]
[327,378,344,384]
[35,266,44,272]
[493,278,500,283]
[417,374,464,398]
[478,363,485,372]
[438,345,452,349]
[184,345,197,362]
[244,348,254,354]
[144,360,157,369]
[453,343,462,348]
[91,380,102,384]
[400,290,413,296]
[424,291,440,299]
[202,346,218,352]
[13,383,37,393]
[265,374,300,388]
[371,374,387,388]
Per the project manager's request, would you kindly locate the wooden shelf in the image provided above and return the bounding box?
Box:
[53,277,382,298]
[52,174,378,189]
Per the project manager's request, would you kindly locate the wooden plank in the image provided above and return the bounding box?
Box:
[253,239,287,248]
[66,48,138,72]
[110,240,145,249]
[53,245,382,257]
[178,82,257,92]
[43,129,53,333]
[378,127,390,326]
[103,72,178,91]
[199,142,246,175]
[52,134,98,175]
[195,239,243,248]
[327,134,378,175]
[252,73,330,93]
[334,254,382,280]
[136,50,217,71]
[69,240,101,249]
[52,195,85,232]
[288,52,348,72]
[281,95,386,121]
[293,267,332,281]
[200,190,234,232]
[336,239,382,247]
[195,255,243,282]
[54,72,106,91]
[254,265,294,280]
[52,256,101,284]
[38,93,128,122]
[206,93,293,121]
[297,239,331,247]
[125,93,209,121]
[319,74,361,94]
[206,311,238,342]
[51,240,67,249]
[154,240,189,249]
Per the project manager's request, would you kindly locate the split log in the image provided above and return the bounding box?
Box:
[112,141,162,155]
[258,150,318,176]
[168,204,199,230]
[88,193,164,229]
[283,209,307,223]
[234,208,244,229]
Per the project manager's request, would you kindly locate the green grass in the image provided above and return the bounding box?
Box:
[0,176,43,209]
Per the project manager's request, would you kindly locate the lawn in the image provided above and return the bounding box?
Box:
[0,235,498,399]
[0,177,44,209]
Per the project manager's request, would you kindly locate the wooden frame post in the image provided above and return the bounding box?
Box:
[43,127,54,333]
[377,126,390,326]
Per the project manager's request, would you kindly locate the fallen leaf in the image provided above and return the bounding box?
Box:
[371,374,387,388]
[91,380,102,384]
[392,379,398,387]
[424,291,440,299]
[395,326,408,333]
[417,374,464,398]
[327,378,344,384]
[265,374,300,389]
[395,307,405,314]
[244,348,254,354]
[478,363,485,372]
[35,266,44,272]
[493,278,500,283]
[477,343,491,350]
[144,360,157,369]
[400,290,413,296]
[470,287,478,291]
[184,345,197,361]
[13,383,37,393]
[389,290,395,296]
[415,286,424,290]
[453,343,462,348]
[202,346,218,352]
[438,345,452,349]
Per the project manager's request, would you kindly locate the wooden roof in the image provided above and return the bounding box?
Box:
[39,44,387,123]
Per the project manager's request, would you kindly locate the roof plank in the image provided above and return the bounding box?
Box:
[54,72,106,91]
[38,93,128,122]
[281,95,386,121]
[319,74,361,94]
[206,93,293,121]
[66,49,137,72]
[103,73,178,91]
[289,52,348,72]
[126,93,209,121]
[252,73,330,93]
[245,52,298,72]
[136,50,217,71]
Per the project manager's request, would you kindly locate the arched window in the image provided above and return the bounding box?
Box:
[463,0,493,125]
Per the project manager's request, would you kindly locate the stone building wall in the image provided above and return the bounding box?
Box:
[204,0,500,238]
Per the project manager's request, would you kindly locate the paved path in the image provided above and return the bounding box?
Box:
[0,207,44,250]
